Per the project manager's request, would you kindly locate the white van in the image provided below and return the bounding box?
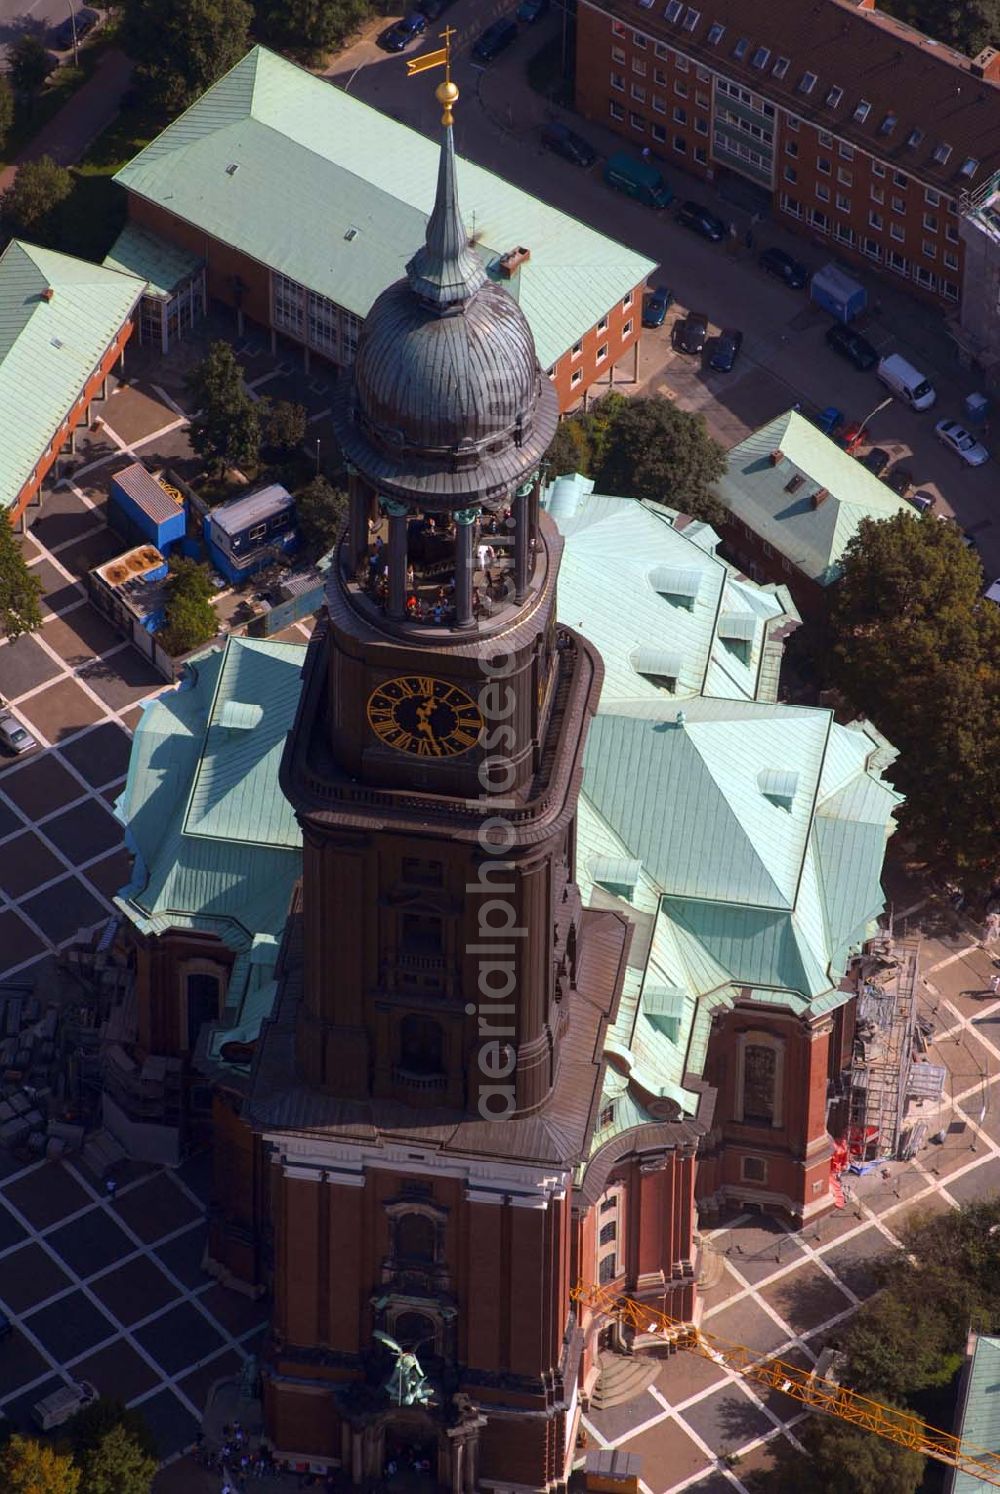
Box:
[876,353,937,411]
[32,1380,97,1432]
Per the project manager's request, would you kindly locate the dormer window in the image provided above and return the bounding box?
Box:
[665,0,683,22]
[733,35,749,59]
[906,127,924,149]
[879,111,897,136]
[825,84,843,107]
[707,20,724,43]
[933,141,952,165]
[758,768,798,811]
[772,56,789,79]
[751,45,769,68]
[960,157,979,178]
[799,70,817,94]
[649,566,701,608]
[853,99,871,122]
[682,6,700,29]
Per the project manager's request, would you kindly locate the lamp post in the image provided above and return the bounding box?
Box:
[857,394,893,437]
[315,438,321,475]
[66,1,78,67]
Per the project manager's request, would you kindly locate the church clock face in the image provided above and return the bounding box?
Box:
[366,676,484,758]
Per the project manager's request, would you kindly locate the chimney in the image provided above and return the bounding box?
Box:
[498,246,531,278]
[41,287,54,302]
[769,449,784,466]
[971,46,1000,80]
[811,487,829,508]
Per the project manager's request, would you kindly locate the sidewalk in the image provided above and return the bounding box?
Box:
[0,47,132,193]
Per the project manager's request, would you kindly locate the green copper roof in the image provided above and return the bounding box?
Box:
[0,241,144,512]
[953,1336,1000,1494]
[114,46,655,373]
[103,222,203,301]
[545,476,798,705]
[714,409,912,585]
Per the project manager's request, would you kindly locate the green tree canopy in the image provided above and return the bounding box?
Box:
[254,0,370,57]
[883,0,998,56]
[9,33,51,96]
[0,513,44,643]
[749,1415,925,1494]
[160,556,217,656]
[67,1397,157,1461]
[262,399,307,460]
[79,1425,157,1494]
[0,156,73,247]
[827,511,1000,891]
[185,340,261,479]
[0,1435,80,1494]
[0,75,15,155]
[120,0,253,112]
[294,475,348,557]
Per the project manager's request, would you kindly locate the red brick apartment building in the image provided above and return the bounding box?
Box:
[575,0,1000,310]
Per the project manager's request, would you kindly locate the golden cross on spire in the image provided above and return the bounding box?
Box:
[406,26,459,124]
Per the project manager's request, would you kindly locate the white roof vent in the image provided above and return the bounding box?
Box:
[219,700,263,731]
[758,768,798,810]
[225,162,240,176]
[344,226,359,241]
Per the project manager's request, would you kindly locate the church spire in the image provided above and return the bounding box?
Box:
[405,65,487,310]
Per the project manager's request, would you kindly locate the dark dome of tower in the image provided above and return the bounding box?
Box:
[352,275,547,457]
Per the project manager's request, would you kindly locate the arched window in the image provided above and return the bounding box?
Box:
[400,1015,443,1076]
[736,1031,785,1127]
[397,1211,436,1263]
[393,1310,436,1349]
[186,972,221,1051]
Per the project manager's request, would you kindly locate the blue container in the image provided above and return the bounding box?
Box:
[109,463,186,555]
[964,391,989,426]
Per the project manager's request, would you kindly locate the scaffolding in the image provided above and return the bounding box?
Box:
[845,934,920,1166]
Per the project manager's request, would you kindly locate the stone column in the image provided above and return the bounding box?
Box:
[453,507,479,628]
[384,498,409,620]
[347,468,368,575]
[513,478,533,602]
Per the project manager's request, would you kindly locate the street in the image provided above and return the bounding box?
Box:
[325,0,999,581]
[0,0,91,58]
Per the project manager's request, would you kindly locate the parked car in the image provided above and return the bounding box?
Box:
[911,489,936,513]
[642,285,674,328]
[604,151,672,208]
[674,311,709,355]
[675,199,725,242]
[814,406,843,436]
[759,246,809,289]
[837,420,867,454]
[860,446,891,478]
[709,327,743,372]
[517,0,548,21]
[934,418,990,466]
[378,11,427,49]
[885,465,914,499]
[33,1382,97,1433]
[0,712,36,755]
[472,17,517,62]
[540,121,596,167]
[53,5,99,49]
[825,322,878,372]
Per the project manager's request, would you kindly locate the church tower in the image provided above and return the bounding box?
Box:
[249,70,629,1492]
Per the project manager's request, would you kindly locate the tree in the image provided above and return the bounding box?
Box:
[185,341,261,479]
[0,76,15,156]
[9,33,51,97]
[543,417,592,480]
[748,1415,924,1494]
[827,511,1000,890]
[78,1426,156,1494]
[0,514,44,643]
[262,399,307,460]
[160,556,217,656]
[119,0,252,112]
[882,0,998,57]
[0,1435,80,1494]
[0,156,73,247]
[294,475,348,557]
[254,0,370,57]
[67,1397,157,1461]
[592,394,728,521]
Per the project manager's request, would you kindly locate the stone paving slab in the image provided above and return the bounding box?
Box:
[113,1172,202,1245]
[85,846,133,900]
[138,1386,202,1461]
[25,1290,117,1362]
[0,831,65,900]
[0,909,44,967]
[58,720,133,786]
[79,650,164,711]
[20,873,105,945]
[42,609,123,669]
[0,753,81,817]
[42,796,123,861]
[757,1261,853,1335]
[700,1298,790,1359]
[134,1302,226,1380]
[106,385,178,446]
[0,797,21,840]
[651,1349,727,1408]
[680,1382,773,1457]
[616,1415,708,1491]
[34,559,86,618]
[73,1337,160,1403]
[0,634,62,699]
[54,529,122,580]
[46,1206,135,1278]
[0,1243,72,1313]
[20,677,106,743]
[2,1163,91,1231]
[90,1253,181,1327]
[941,1153,1000,1204]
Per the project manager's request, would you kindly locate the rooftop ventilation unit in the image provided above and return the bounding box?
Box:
[344,226,359,241]
[785,473,805,493]
[225,162,240,176]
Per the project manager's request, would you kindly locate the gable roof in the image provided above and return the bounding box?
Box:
[715,409,911,585]
[592,0,1000,195]
[114,46,655,372]
[0,241,144,512]
[952,1335,1000,1494]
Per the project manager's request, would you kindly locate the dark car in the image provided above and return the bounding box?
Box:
[417,0,453,18]
[825,322,878,372]
[517,0,548,21]
[53,5,99,49]
[885,465,914,499]
[709,327,743,373]
[674,311,709,355]
[472,17,517,62]
[642,285,674,328]
[540,121,596,167]
[861,446,891,478]
[675,199,725,242]
[758,245,809,289]
[378,11,426,50]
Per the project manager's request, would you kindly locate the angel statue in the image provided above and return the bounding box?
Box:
[373,1329,434,1406]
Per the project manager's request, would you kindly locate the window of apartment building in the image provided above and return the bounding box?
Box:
[695,116,708,134]
[837,167,853,187]
[571,369,583,387]
[817,130,833,147]
[623,291,633,308]
[836,193,851,213]
[652,94,666,113]
[914,265,937,291]
[784,165,797,184]
[942,280,959,301]
[673,105,687,123]
[838,142,854,160]
[891,194,905,214]
[632,84,646,101]
[861,236,882,262]
[611,17,625,34]
[799,70,818,94]
[810,207,829,233]
[945,223,959,243]
[597,315,608,332]
[694,144,707,163]
[870,185,884,204]
[893,170,908,188]
[707,19,724,43]
[887,249,908,275]
[596,344,609,363]
[785,139,798,158]
[675,78,688,96]
[741,1156,768,1184]
[817,157,831,175]
[570,340,582,358]
[869,209,883,231]
[609,100,624,120]
[925,187,940,206]
[630,111,645,130]
[651,121,666,142]
[675,53,688,70]
[654,66,667,84]
[674,135,686,152]
[623,318,634,335]
[596,1186,624,1283]
[785,113,800,130]
[890,222,905,242]
[696,89,709,107]
[696,64,710,80]
[923,213,938,232]
[654,39,667,57]
[632,29,646,45]
[611,70,624,90]
[780,194,801,219]
[944,250,959,271]
[922,239,936,259]
[632,57,647,74]
[815,182,830,202]
[872,160,885,177]
[834,222,855,247]
[612,45,625,62]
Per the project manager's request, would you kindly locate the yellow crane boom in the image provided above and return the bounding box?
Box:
[571,1281,1000,1488]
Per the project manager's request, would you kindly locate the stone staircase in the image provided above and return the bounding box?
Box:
[590,1351,661,1410]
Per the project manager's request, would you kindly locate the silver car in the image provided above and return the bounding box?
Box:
[934,419,990,467]
[0,711,37,754]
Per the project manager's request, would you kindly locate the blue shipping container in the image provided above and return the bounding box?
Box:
[810,263,867,323]
[109,463,187,555]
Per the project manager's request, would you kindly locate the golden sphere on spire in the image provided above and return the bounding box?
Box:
[436,77,460,125]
